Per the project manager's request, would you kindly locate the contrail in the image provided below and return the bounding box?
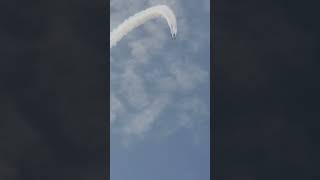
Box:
[110,5,177,48]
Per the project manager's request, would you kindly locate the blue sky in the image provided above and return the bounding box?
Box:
[110,0,210,179]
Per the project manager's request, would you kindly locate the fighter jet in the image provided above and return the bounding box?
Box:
[171,32,177,40]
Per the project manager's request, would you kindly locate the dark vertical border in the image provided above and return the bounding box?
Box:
[210,0,215,179]
[107,0,110,179]
[0,0,109,179]
[213,0,320,179]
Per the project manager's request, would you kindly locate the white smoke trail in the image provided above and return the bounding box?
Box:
[110,5,177,49]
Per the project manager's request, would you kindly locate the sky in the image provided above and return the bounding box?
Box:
[110,0,210,179]
[2,0,320,179]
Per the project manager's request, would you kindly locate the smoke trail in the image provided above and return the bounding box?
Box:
[110,5,177,48]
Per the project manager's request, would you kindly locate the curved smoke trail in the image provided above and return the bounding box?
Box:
[110,5,177,48]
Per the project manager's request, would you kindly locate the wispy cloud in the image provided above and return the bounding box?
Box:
[122,94,170,143]
[110,0,210,145]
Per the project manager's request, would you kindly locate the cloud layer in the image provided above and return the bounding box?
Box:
[110,0,210,145]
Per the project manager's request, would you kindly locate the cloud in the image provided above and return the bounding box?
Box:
[110,0,210,145]
[122,94,170,138]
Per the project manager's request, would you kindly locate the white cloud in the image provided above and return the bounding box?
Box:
[122,94,169,137]
[110,94,124,124]
[110,0,210,145]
